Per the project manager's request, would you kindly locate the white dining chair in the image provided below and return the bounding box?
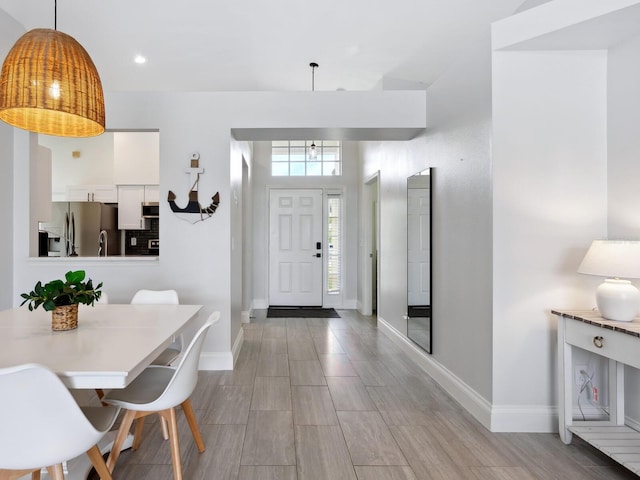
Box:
[131,289,181,365]
[0,363,120,480]
[102,312,219,480]
[96,291,109,304]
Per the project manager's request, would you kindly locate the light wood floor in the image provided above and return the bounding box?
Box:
[108,309,638,479]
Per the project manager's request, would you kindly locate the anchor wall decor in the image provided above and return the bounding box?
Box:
[167,152,220,224]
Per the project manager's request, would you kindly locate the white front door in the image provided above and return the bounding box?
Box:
[269,189,323,306]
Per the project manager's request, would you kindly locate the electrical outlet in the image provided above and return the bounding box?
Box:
[575,364,588,386]
[131,237,137,246]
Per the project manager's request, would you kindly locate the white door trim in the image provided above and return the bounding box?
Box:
[323,188,345,308]
[361,171,380,316]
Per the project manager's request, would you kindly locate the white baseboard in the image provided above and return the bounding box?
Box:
[627,415,640,432]
[198,352,233,371]
[232,326,244,366]
[253,299,268,309]
[377,316,556,433]
[490,405,557,432]
[342,299,357,309]
[377,316,492,429]
[198,327,244,371]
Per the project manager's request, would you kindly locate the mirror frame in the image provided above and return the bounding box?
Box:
[406,167,432,353]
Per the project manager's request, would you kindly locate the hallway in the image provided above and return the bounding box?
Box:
[110,310,635,479]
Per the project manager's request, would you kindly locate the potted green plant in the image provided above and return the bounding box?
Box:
[20,270,103,331]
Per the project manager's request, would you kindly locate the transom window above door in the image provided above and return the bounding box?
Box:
[271,141,341,177]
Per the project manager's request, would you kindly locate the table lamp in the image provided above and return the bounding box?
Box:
[578,240,640,322]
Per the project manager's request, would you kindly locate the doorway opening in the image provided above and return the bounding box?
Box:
[362,172,379,316]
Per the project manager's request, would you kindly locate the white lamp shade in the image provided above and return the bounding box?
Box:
[578,240,640,279]
[578,240,640,321]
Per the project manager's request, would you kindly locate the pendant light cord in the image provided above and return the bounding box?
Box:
[310,62,318,92]
[54,0,57,30]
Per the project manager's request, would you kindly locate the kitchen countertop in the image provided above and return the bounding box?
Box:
[28,256,159,264]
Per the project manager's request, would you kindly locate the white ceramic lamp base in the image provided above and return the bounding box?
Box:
[596,278,640,322]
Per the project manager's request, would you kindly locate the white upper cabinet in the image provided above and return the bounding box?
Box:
[114,132,160,185]
[66,185,118,203]
[117,185,160,230]
[118,186,147,230]
[40,131,160,202]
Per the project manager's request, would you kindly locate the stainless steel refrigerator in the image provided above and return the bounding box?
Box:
[66,202,120,257]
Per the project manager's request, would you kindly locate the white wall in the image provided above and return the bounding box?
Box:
[0,123,14,309]
[359,36,496,415]
[608,33,640,235]
[251,140,360,309]
[492,49,608,430]
[0,11,23,310]
[361,0,634,433]
[488,0,640,431]
[606,31,640,422]
[39,133,115,198]
[230,138,252,351]
[359,140,424,333]
[10,90,424,370]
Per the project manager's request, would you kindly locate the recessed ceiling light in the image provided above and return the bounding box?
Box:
[134,55,147,65]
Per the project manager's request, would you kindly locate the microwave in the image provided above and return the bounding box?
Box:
[142,202,159,218]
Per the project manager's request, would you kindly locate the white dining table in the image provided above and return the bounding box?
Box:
[0,303,203,389]
[1,303,204,480]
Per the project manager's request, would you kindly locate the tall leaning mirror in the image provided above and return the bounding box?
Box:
[407,167,432,353]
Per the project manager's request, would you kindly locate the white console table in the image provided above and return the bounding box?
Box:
[554,309,640,476]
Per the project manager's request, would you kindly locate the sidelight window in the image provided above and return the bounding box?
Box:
[327,195,342,294]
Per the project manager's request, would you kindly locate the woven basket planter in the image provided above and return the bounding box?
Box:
[51,304,79,331]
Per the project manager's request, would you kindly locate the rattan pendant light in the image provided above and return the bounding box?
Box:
[0,2,105,137]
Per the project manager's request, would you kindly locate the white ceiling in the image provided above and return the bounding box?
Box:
[0,0,526,93]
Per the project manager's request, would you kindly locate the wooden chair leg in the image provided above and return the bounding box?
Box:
[86,444,113,480]
[0,469,38,480]
[32,469,41,480]
[45,464,64,480]
[181,398,205,452]
[133,417,146,450]
[95,388,108,406]
[160,416,169,440]
[106,409,137,473]
[159,408,183,480]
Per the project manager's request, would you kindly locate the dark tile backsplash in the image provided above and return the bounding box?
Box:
[124,218,159,255]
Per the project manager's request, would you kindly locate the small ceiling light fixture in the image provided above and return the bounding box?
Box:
[0,0,105,137]
[309,62,319,159]
[134,54,147,65]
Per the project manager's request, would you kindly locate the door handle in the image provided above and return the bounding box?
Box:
[313,253,321,258]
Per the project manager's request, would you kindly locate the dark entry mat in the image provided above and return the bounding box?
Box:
[267,307,340,318]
